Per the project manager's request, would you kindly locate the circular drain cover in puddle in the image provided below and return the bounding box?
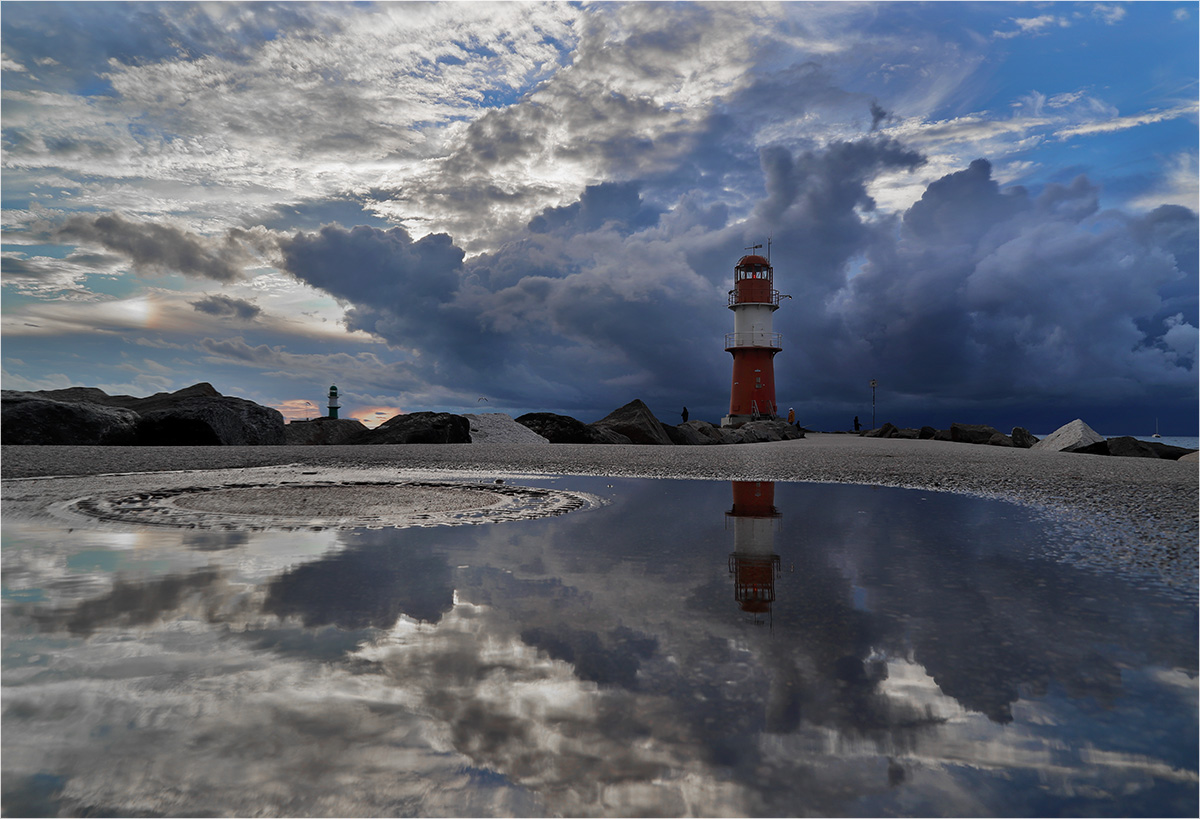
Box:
[68,480,597,530]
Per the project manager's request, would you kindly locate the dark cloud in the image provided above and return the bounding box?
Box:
[869,100,889,131]
[528,182,659,234]
[54,213,251,282]
[264,530,455,628]
[249,197,393,232]
[799,159,1198,426]
[275,139,1195,430]
[190,294,261,320]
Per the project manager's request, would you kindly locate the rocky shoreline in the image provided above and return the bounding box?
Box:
[4,384,1195,463]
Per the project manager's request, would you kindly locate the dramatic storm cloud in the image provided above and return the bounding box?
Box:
[2,1,1196,432]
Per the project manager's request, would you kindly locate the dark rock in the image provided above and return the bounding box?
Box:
[1072,440,1111,456]
[1,392,140,445]
[136,395,286,446]
[661,423,691,445]
[516,412,594,443]
[116,383,223,413]
[5,383,285,446]
[1011,427,1039,448]
[353,412,470,444]
[919,426,938,440]
[591,399,673,445]
[863,422,898,438]
[677,420,725,445]
[951,422,1003,445]
[739,419,805,442]
[986,432,1015,447]
[1105,436,1195,460]
[515,412,631,444]
[894,428,920,439]
[1144,441,1197,461]
[1105,436,1161,459]
[588,425,634,444]
[285,418,369,445]
[933,429,952,441]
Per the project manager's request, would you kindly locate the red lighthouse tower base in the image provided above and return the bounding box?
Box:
[722,253,783,427]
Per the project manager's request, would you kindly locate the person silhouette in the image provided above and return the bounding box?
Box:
[853,416,861,432]
[681,406,689,423]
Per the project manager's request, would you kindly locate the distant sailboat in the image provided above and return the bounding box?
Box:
[1153,418,1162,439]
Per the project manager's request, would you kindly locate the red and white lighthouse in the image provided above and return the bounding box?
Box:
[727,480,782,621]
[722,249,784,427]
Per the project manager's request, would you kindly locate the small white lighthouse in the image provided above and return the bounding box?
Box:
[327,385,340,419]
[722,248,784,427]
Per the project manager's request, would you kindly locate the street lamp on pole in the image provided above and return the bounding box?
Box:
[869,379,877,429]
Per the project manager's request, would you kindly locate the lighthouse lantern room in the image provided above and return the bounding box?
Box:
[722,249,783,428]
[327,385,341,420]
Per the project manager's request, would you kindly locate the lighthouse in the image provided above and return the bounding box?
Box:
[327,385,340,419]
[727,480,782,622]
[722,248,783,427]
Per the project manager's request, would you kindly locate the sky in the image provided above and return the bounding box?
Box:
[2,1,1197,434]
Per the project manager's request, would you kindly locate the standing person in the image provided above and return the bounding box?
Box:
[787,407,795,427]
[853,416,861,432]
[681,406,689,423]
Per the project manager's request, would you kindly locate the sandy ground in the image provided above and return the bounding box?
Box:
[3,435,1196,587]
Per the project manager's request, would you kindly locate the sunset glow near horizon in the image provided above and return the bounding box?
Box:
[2,2,1197,434]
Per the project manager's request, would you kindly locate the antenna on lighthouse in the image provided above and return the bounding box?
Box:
[745,243,763,252]
[767,236,772,263]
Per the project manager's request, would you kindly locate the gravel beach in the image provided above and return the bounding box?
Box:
[3,435,1197,591]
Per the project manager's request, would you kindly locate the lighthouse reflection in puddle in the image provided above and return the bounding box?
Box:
[726,480,784,625]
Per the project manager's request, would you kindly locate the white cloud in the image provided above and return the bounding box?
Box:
[1052,102,1200,139]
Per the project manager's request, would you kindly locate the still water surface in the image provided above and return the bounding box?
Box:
[3,477,1196,817]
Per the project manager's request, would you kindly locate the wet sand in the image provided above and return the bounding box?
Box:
[3,435,1196,585]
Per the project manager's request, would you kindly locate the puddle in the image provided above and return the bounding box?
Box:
[2,476,1196,817]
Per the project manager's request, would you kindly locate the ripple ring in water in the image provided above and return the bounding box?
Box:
[62,479,600,531]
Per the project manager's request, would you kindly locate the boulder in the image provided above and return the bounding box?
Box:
[863,422,898,439]
[587,425,635,444]
[136,395,286,446]
[284,418,368,445]
[591,399,674,445]
[933,429,953,441]
[1179,451,1199,463]
[986,432,1015,447]
[514,412,631,444]
[4,382,286,446]
[919,426,938,440]
[1105,436,1195,460]
[1,392,140,445]
[516,412,593,443]
[1011,427,1039,448]
[951,422,1003,445]
[661,423,688,445]
[1144,441,1197,461]
[893,428,921,439]
[463,413,549,444]
[1031,419,1105,453]
[677,420,726,445]
[353,412,470,444]
[739,419,805,442]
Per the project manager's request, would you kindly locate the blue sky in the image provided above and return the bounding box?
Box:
[2,1,1196,433]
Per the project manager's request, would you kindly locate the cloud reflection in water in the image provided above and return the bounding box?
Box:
[2,477,1196,817]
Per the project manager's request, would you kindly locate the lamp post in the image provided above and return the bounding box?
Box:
[869,379,877,429]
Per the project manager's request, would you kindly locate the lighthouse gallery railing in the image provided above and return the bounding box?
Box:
[728,289,782,308]
[725,331,782,349]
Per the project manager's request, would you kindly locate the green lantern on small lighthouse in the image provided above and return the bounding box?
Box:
[327,385,340,420]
